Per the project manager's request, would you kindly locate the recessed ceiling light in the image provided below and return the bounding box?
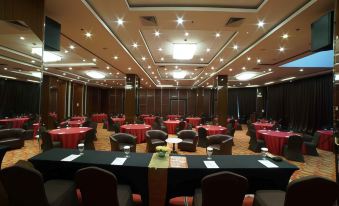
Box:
[247,57,251,61]
[64,50,69,53]
[109,72,112,75]
[164,68,167,70]
[63,73,66,76]
[176,17,184,25]
[215,33,220,38]
[116,18,124,26]
[282,33,289,39]
[220,58,224,62]
[116,72,120,75]
[20,36,25,40]
[206,48,210,52]
[4,68,7,70]
[299,68,304,72]
[113,56,118,60]
[235,71,259,81]
[92,58,97,62]
[31,60,35,63]
[69,45,75,50]
[185,32,189,36]
[229,68,232,71]
[211,67,214,70]
[154,30,160,37]
[142,57,146,61]
[158,48,163,51]
[128,67,131,70]
[151,72,155,74]
[257,20,265,28]
[161,57,164,61]
[257,59,261,63]
[44,68,48,70]
[268,68,272,71]
[106,66,110,69]
[205,73,208,75]
[200,58,204,61]
[147,65,151,69]
[132,43,138,48]
[85,32,92,38]
[173,43,196,60]
[242,66,246,70]
[233,45,238,50]
[69,67,72,70]
[82,59,86,62]
[172,70,187,79]
[86,71,105,79]
[279,47,285,52]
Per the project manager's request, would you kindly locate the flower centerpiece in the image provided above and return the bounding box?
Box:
[156,146,169,158]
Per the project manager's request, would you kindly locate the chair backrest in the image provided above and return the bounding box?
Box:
[112,123,120,133]
[110,133,136,144]
[207,134,229,145]
[177,130,197,140]
[178,121,186,131]
[201,171,248,206]
[1,165,49,206]
[197,127,207,139]
[287,135,303,152]
[284,176,339,206]
[89,121,98,131]
[146,130,168,140]
[84,129,96,150]
[75,167,120,206]
[40,131,53,151]
[82,121,91,127]
[313,132,321,145]
[151,122,161,130]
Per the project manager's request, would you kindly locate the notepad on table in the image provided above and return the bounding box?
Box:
[258,160,279,168]
[111,157,127,165]
[204,161,219,168]
[61,154,81,162]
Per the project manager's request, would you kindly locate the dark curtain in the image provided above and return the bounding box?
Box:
[227,89,238,118]
[266,74,333,133]
[237,88,257,118]
[0,79,40,117]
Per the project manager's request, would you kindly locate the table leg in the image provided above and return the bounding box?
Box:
[172,143,177,154]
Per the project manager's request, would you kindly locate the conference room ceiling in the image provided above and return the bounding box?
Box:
[0,0,334,88]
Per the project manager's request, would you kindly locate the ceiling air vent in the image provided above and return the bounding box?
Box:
[225,17,245,27]
[140,16,158,26]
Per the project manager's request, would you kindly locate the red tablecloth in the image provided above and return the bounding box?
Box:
[91,114,107,123]
[164,120,181,134]
[253,123,274,130]
[186,117,201,127]
[140,114,150,119]
[257,130,302,156]
[112,118,125,126]
[49,127,92,149]
[33,123,40,138]
[196,125,227,136]
[316,130,333,151]
[71,116,86,121]
[120,124,151,143]
[144,117,156,126]
[60,120,84,127]
[167,115,181,120]
[0,117,29,128]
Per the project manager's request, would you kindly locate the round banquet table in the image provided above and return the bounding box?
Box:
[316,130,334,151]
[0,117,29,128]
[140,114,150,119]
[144,116,156,126]
[167,115,181,120]
[252,122,274,130]
[120,124,151,143]
[196,125,227,136]
[112,118,125,126]
[49,127,92,149]
[60,120,84,127]
[164,120,182,134]
[71,116,86,121]
[91,114,107,123]
[257,130,302,155]
[186,117,201,127]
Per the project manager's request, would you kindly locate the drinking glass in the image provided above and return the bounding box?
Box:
[206,146,213,160]
[124,145,131,158]
[78,143,84,155]
[261,147,268,159]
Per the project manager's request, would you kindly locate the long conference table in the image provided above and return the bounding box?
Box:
[29,149,298,206]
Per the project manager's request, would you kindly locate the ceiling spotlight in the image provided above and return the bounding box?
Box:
[64,50,69,53]
[154,30,160,37]
[132,43,138,48]
[142,57,146,61]
[20,36,25,40]
[247,57,251,61]
[106,66,110,69]
[164,68,167,70]
[113,56,118,60]
[257,59,261,64]
[211,67,214,70]
[31,60,35,63]
[257,20,265,28]
[85,32,92,38]
[116,72,120,75]
[279,47,285,52]
[4,68,7,70]
[215,33,220,38]
[128,67,131,71]
[176,17,184,25]
[206,48,211,52]
[147,65,151,69]
[158,48,163,51]
[229,68,232,71]
[69,45,75,50]
[151,72,155,74]
[268,68,272,71]
[242,66,246,70]
[161,57,164,61]
[282,33,289,39]
[200,58,204,62]
[69,67,72,70]
[233,45,238,50]
[92,58,97,62]
[220,58,224,62]
[82,59,86,62]
[116,18,124,26]
[299,68,304,72]
[185,32,189,36]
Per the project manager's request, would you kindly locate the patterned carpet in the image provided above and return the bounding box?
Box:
[2,123,336,182]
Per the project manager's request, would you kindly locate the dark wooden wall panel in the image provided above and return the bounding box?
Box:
[72,83,83,116]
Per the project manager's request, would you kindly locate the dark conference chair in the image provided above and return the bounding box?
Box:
[206,134,233,155]
[75,167,133,206]
[197,127,208,148]
[41,131,62,152]
[283,135,304,162]
[302,132,320,156]
[145,130,167,153]
[193,171,248,206]
[175,121,186,133]
[2,165,78,206]
[84,129,96,150]
[107,118,115,131]
[248,129,265,153]
[178,130,198,152]
[253,176,339,206]
[0,145,8,169]
[109,133,136,152]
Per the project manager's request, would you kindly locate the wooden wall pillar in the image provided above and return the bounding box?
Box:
[196,88,204,116]
[124,74,139,123]
[215,75,228,127]
[256,87,266,118]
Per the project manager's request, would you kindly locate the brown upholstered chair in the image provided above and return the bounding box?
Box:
[253,176,339,206]
[178,130,198,152]
[0,129,25,149]
[193,171,248,206]
[145,130,167,153]
[206,134,233,155]
[1,165,78,206]
[109,133,136,152]
[75,167,133,206]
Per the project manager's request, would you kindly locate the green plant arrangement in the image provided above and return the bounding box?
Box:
[156,146,170,157]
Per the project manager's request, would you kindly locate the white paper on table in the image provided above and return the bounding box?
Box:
[111,157,127,165]
[258,160,279,168]
[61,154,81,162]
[203,161,219,168]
